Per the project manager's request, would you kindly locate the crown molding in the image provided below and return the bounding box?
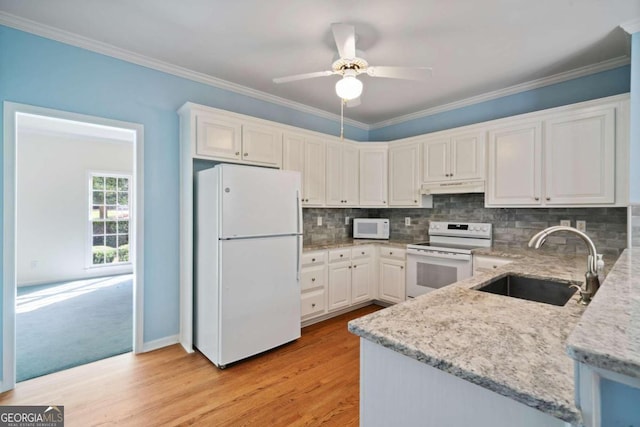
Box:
[0,12,369,131]
[370,56,630,130]
[620,18,640,34]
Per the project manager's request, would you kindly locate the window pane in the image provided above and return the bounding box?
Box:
[93,249,105,265]
[118,235,129,247]
[105,192,117,205]
[106,221,118,234]
[118,178,129,191]
[106,177,117,190]
[117,192,128,206]
[116,206,129,219]
[92,221,105,234]
[106,206,118,219]
[93,236,104,246]
[118,221,129,234]
[106,235,117,248]
[92,206,105,220]
[92,191,104,204]
[92,176,104,190]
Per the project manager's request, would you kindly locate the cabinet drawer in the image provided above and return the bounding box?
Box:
[351,246,373,259]
[301,289,326,318]
[473,255,513,273]
[379,247,406,260]
[301,265,326,291]
[302,251,326,267]
[329,248,351,263]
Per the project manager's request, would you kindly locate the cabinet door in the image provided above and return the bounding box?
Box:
[486,121,542,206]
[422,137,449,182]
[351,258,373,304]
[451,132,484,181]
[241,124,282,167]
[544,107,615,205]
[328,262,351,311]
[325,144,344,206]
[389,143,420,206]
[282,133,305,198]
[379,259,405,304]
[359,148,388,206]
[304,138,326,206]
[342,145,360,206]
[195,115,242,160]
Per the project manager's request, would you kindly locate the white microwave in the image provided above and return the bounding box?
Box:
[353,218,390,239]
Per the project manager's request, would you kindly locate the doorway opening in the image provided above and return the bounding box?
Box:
[3,103,144,390]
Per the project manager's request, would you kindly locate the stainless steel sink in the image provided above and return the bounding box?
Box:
[475,275,578,306]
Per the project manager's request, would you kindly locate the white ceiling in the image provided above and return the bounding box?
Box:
[1,0,639,127]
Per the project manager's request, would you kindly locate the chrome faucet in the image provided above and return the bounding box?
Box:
[528,226,600,305]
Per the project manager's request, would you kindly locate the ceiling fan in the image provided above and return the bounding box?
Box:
[273,23,433,106]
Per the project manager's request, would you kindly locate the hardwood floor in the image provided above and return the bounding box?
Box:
[0,305,382,426]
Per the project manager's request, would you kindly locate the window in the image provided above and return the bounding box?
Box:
[90,174,131,266]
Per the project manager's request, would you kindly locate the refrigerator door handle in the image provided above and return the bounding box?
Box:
[296,235,302,282]
[296,190,303,235]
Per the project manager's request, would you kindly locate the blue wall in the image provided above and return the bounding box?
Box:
[0,24,632,353]
[369,66,630,141]
[630,32,640,203]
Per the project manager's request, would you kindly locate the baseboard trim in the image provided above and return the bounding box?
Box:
[141,334,179,353]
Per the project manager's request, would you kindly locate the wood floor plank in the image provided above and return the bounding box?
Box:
[0,305,381,426]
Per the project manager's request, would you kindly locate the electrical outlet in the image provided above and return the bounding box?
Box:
[560,220,571,227]
[405,217,411,226]
[345,216,350,225]
[576,220,586,232]
[317,216,323,226]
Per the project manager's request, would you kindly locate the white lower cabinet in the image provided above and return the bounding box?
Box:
[378,247,406,304]
[328,260,352,311]
[300,251,327,321]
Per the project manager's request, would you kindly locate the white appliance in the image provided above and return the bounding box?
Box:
[195,164,303,369]
[353,218,390,239]
[406,221,492,298]
[419,180,485,195]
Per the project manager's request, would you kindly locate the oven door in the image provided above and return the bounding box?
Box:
[406,250,472,298]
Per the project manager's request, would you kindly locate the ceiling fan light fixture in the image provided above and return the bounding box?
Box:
[335,73,363,101]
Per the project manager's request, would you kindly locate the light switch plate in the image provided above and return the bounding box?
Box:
[317,216,323,226]
[576,220,586,232]
[345,216,350,225]
[560,220,571,227]
[405,217,411,226]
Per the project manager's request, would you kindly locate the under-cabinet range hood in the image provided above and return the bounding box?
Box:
[420,180,485,195]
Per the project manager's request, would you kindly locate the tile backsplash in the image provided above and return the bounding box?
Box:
[631,204,640,248]
[303,193,628,257]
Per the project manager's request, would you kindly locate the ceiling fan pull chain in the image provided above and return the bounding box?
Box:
[340,98,345,141]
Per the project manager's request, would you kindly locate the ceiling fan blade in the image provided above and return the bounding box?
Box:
[366,66,433,81]
[331,23,356,59]
[273,70,335,84]
[346,97,361,108]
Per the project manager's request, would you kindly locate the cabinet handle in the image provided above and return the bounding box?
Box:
[311,303,316,308]
[383,201,386,204]
[493,265,497,269]
[312,258,316,262]
[361,251,365,255]
[414,200,418,203]
[534,197,540,201]
[348,265,352,269]
[235,151,240,156]
[546,197,551,201]
[340,254,343,257]
[311,277,316,282]
[353,265,357,269]
[244,152,248,156]
[400,266,404,269]
[390,252,393,255]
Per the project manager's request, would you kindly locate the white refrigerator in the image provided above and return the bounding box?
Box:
[194,164,303,368]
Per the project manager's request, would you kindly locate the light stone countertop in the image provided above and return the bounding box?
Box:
[348,248,595,425]
[303,238,421,252]
[567,248,640,379]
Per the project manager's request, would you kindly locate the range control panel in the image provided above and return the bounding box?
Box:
[428,221,492,239]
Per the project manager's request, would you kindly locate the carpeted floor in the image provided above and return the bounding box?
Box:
[16,274,133,382]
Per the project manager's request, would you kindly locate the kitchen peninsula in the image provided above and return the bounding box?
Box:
[349,249,608,426]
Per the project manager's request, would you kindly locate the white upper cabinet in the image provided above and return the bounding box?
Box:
[543,107,615,205]
[486,120,542,206]
[326,142,359,206]
[389,143,420,206]
[194,111,282,168]
[422,131,485,183]
[283,132,326,206]
[359,146,389,207]
[486,101,622,208]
